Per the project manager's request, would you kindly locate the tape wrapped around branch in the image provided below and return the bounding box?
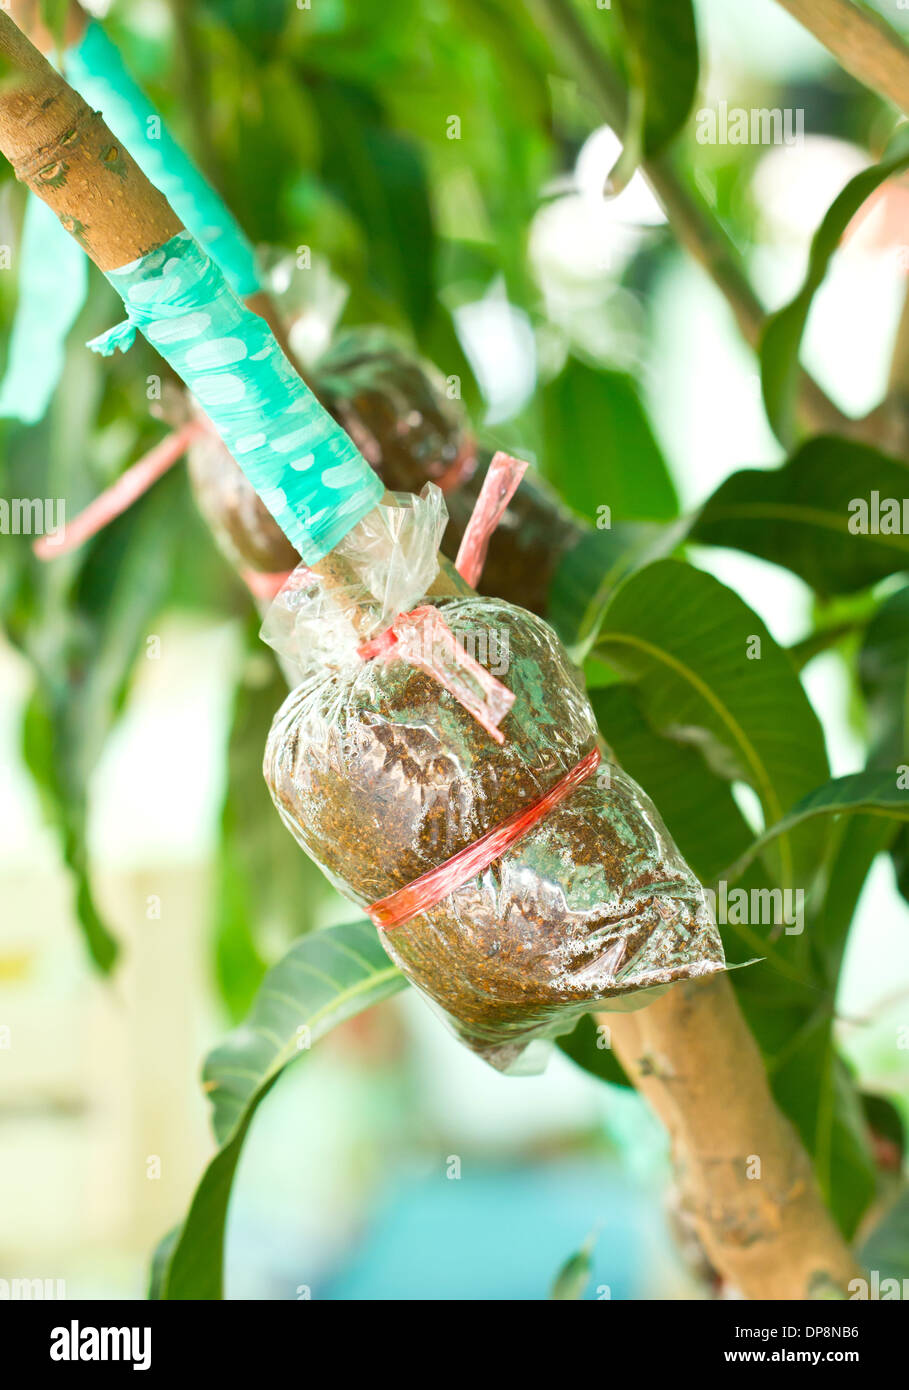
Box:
[90,229,382,563]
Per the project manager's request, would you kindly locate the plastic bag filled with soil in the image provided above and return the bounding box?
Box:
[262,488,726,1073]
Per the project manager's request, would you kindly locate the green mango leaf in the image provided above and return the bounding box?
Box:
[723,772,909,883]
[760,129,909,446]
[860,587,909,765]
[768,1015,877,1239]
[614,0,699,159]
[859,586,909,903]
[20,685,119,972]
[156,922,404,1299]
[550,1228,598,1300]
[14,469,186,972]
[692,437,909,597]
[540,359,679,527]
[592,559,831,887]
[556,1012,630,1087]
[727,951,877,1237]
[809,815,898,987]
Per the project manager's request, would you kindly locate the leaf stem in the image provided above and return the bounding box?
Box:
[774,0,909,118]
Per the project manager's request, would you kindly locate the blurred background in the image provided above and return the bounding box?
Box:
[1,0,908,1299]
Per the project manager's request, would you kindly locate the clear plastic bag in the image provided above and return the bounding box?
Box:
[263,490,726,1072]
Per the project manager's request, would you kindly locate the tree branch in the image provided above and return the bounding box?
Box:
[774,0,909,117]
[602,976,862,1299]
[0,12,180,268]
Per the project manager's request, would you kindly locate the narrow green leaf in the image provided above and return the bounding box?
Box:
[692,437,909,597]
[614,0,699,157]
[157,923,405,1299]
[760,128,909,446]
[859,586,909,904]
[769,1017,877,1239]
[550,1228,598,1300]
[724,772,909,883]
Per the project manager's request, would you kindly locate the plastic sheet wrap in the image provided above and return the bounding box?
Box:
[262,491,726,1072]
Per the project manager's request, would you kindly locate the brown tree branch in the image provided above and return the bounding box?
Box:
[0,12,391,613]
[774,0,909,117]
[6,0,298,364]
[0,13,180,267]
[601,978,862,1299]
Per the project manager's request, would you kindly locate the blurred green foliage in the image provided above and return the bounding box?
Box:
[1,0,908,1295]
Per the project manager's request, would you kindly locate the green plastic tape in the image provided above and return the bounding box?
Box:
[1,20,262,425]
[66,21,260,298]
[90,231,382,563]
[0,196,88,425]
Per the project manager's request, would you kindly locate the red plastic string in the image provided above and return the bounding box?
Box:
[357,604,515,743]
[455,450,528,587]
[368,746,601,930]
[32,419,206,560]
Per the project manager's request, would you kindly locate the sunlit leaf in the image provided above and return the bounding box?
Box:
[692,437,909,597]
[723,772,909,883]
[760,128,909,446]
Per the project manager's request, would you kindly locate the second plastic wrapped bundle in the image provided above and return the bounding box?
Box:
[263,489,726,1072]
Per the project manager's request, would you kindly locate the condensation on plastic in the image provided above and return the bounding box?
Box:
[262,503,727,1071]
[90,230,384,563]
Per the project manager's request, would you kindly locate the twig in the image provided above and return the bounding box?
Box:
[530,0,860,440]
[0,12,373,614]
[774,0,909,117]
